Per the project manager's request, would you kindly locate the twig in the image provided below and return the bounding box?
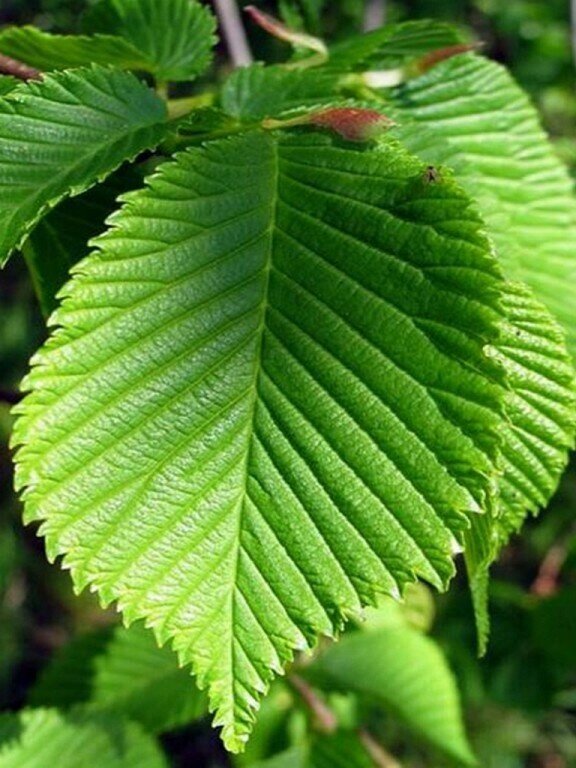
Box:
[0,52,41,81]
[531,534,573,598]
[288,675,338,733]
[363,0,386,32]
[359,729,402,768]
[212,0,253,67]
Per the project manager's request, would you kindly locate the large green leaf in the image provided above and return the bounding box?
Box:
[389,53,576,354]
[311,627,477,766]
[30,623,208,733]
[0,66,167,267]
[0,709,167,768]
[82,0,216,82]
[14,131,507,750]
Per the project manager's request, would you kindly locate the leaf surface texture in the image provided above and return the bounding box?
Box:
[14,131,508,750]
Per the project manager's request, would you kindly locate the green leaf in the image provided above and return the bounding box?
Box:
[29,622,208,733]
[464,281,576,653]
[253,747,307,768]
[251,733,374,768]
[0,76,18,96]
[23,166,144,316]
[0,66,167,267]
[0,26,149,73]
[311,627,477,766]
[220,65,341,121]
[82,0,217,82]
[0,709,167,768]
[14,131,507,750]
[327,20,464,71]
[309,732,374,768]
[492,283,576,543]
[389,53,576,354]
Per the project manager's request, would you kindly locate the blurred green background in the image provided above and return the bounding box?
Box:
[0,2,575,767]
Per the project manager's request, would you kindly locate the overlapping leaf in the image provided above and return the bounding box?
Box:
[465,282,575,651]
[13,130,508,749]
[326,20,464,71]
[0,26,148,73]
[0,66,167,266]
[82,0,216,81]
[0,709,167,768]
[311,627,476,765]
[30,623,208,733]
[389,53,576,353]
[492,283,576,544]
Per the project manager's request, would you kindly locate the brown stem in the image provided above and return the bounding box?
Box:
[288,674,338,733]
[531,536,573,598]
[359,729,402,768]
[0,52,41,81]
[212,0,252,67]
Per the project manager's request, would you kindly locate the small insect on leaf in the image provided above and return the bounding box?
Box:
[424,165,440,183]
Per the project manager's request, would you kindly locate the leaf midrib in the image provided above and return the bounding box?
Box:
[228,133,279,727]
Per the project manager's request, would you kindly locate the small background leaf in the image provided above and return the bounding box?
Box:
[29,622,208,733]
[310,627,477,766]
[0,708,167,768]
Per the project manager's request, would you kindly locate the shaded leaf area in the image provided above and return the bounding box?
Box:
[24,165,145,316]
[0,708,167,767]
[310,627,476,766]
[0,66,167,267]
[30,622,208,734]
[388,53,576,354]
[13,131,507,750]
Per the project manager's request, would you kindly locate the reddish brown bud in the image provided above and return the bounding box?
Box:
[308,107,395,142]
